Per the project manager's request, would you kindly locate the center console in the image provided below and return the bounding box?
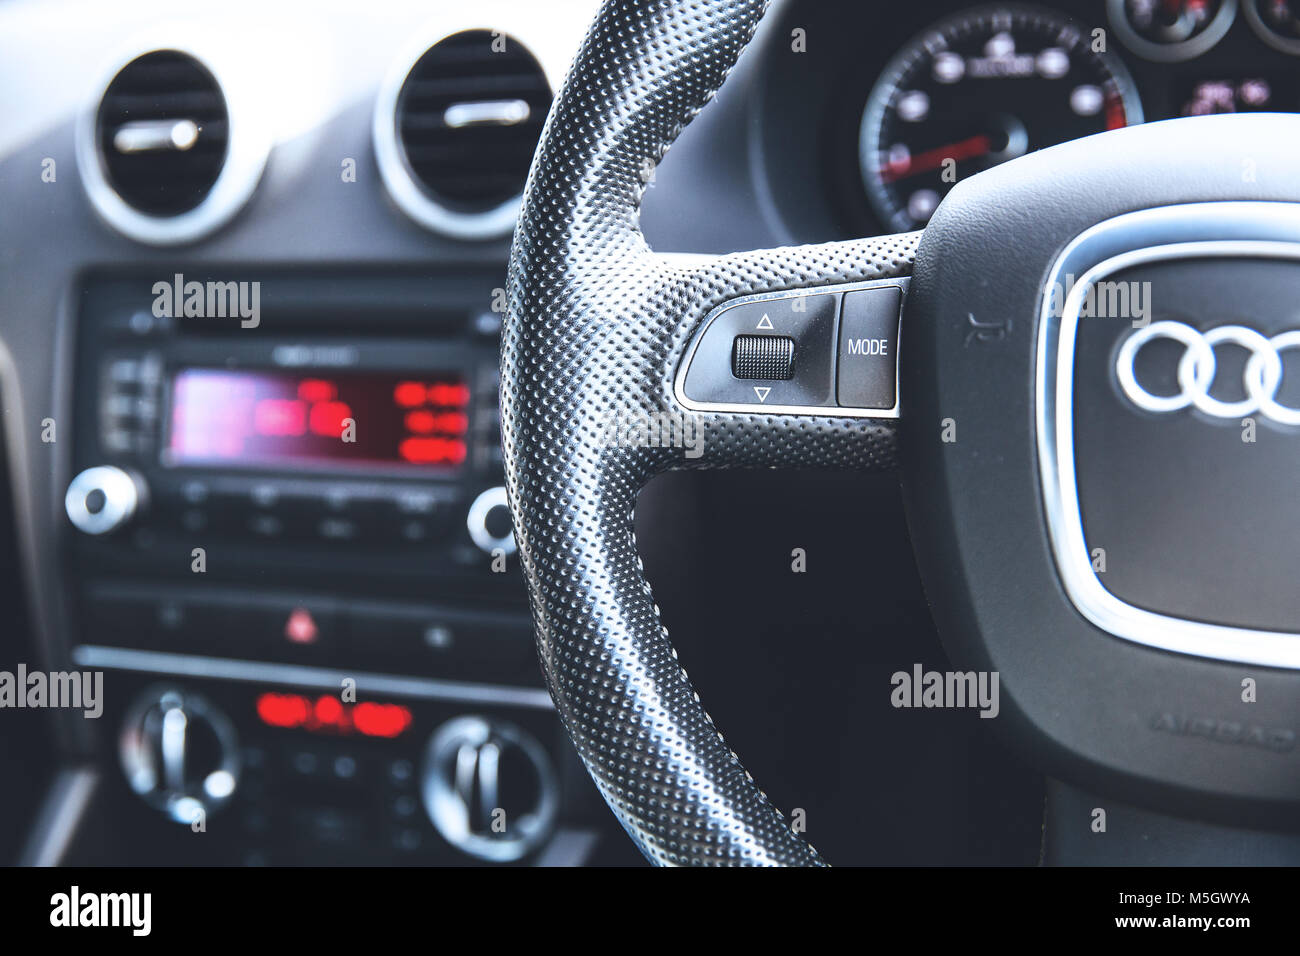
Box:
[59,269,624,865]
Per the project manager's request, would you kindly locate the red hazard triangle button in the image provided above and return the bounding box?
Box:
[284,607,319,645]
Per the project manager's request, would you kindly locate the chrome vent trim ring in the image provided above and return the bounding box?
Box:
[373,28,551,241]
[76,44,269,246]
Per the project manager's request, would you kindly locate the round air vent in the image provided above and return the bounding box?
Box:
[78,47,269,245]
[375,30,552,239]
[98,51,227,215]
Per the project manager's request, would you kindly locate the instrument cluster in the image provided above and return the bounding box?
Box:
[758,0,1300,239]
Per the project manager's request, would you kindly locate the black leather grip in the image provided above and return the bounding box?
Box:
[503,0,918,865]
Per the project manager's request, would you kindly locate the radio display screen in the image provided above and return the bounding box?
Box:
[165,368,471,469]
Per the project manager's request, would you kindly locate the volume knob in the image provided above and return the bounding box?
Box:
[65,465,145,535]
[466,486,516,555]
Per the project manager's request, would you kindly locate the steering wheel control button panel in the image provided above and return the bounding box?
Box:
[676,278,907,418]
[836,286,902,410]
[679,293,836,408]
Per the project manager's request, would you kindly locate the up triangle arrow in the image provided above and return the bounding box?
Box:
[756,313,774,330]
[753,386,771,402]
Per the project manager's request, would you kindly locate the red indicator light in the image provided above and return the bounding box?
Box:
[404,410,468,435]
[254,399,307,437]
[394,381,428,407]
[353,702,414,738]
[255,693,414,738]
[314,694,345,727]
[428,382,471,407]
[399,437,467,466]
[308,400,351,438]
[405,409,437,434]
[297,379,337,403]
[257,692,311,728]
[434,412,469,435]
[284,607,319,645]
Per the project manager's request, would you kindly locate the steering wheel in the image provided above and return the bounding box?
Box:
[504,0,1300,866]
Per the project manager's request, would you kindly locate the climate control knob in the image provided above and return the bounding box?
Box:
[65,465,146,535]
[119,686,241,825]
[421,716,558,861]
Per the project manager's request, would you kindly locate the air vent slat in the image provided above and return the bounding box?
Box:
[403,75,551,98]
[106,93,225,116]
[392,30,552,217]
[96,51,230,216]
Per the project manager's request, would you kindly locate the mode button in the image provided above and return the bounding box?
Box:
[836,287,902,409]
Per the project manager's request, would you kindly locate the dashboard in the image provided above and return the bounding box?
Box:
[1,0,1297,868]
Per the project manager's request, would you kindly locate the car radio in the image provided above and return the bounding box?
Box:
[64,270,534,686]
[72,337,508,557]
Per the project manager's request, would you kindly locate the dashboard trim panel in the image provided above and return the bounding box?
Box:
[71,645,555,710]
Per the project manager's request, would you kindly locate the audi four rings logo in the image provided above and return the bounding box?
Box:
[1116,320,1300,425]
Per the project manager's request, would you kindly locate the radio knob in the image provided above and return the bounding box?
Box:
[65,465,146,535]
[466,486,516,555]
[119,686,241,825]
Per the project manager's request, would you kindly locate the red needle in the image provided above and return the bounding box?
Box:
[879,134,992,183]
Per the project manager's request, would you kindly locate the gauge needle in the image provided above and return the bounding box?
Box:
[880,134,992,183]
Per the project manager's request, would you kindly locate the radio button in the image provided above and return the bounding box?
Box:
[180,510,208,533]
[393,488,439,515]
[248,514,286,539]
[322,487,353,512]
[346,607,535,680]
[384,488,453,545]
[180,480,211,505]
[107,358,142,384]
[348,608,459,661]
[228,601,342,658]
[83,592,222,653]
[397,518,435,544]
[249,483,281,509]
[316,517,359,542]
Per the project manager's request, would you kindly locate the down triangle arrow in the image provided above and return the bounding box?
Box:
[753,386,771,402]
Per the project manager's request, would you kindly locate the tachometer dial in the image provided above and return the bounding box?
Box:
[1109,0,1238,61]
[859,5,1144,233]
[1245,0,1300,54]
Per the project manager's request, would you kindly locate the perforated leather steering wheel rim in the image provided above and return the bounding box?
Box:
[503,0,917,866]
